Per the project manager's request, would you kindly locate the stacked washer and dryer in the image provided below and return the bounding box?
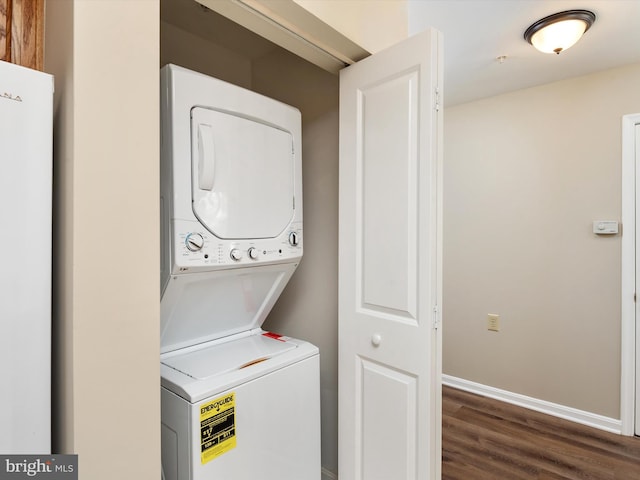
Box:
[159,65,320,480]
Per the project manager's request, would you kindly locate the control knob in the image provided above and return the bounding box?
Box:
[185,233,204,252]
[230,248,243,261]
[248,247,259,260]
[288,231,300,246]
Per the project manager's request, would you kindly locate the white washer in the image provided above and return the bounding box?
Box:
[160,65,320,480]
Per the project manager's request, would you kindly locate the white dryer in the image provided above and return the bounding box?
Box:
[160,64,320,480]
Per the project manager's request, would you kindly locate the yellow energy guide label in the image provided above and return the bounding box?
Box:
[200,392,236,464]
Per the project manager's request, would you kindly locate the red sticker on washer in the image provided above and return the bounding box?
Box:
[262,331,288,342]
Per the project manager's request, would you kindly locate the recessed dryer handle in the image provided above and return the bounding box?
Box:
[197,123,215,191]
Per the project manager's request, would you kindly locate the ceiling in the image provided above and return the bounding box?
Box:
[407,0,640,106]
[162,0,640,107]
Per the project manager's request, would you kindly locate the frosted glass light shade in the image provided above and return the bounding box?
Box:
[524,10,596,55]
[530,19,587,53]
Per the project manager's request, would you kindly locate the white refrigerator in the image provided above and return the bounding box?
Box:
[0,60,53,453]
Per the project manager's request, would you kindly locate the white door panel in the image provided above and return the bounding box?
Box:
[339,29,443,480]
[359,359,418,480]
[361,70,419,317]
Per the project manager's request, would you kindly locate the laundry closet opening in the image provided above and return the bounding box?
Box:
[160,0,340,474]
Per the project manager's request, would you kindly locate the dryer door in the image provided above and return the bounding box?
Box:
[191,107,295,239]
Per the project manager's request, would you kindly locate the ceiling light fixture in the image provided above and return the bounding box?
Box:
[524,10,596,54]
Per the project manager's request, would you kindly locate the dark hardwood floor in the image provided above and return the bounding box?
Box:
[442,386,640,479]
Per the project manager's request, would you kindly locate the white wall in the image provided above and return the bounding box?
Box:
[45,1,160,477]
[444,63,640,418]
[293,0,408,53]
[160,20,252,89]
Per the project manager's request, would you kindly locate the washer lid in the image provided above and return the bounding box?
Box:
[162,332,297,380]
[191,107,295,240]
[160,262,298,354]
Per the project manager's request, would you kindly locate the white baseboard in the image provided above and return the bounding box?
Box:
[443,374,622,434]
[321,467,338,480]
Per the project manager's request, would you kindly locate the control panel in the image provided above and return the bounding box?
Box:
[170,219,302,273]
[592,220,619,235]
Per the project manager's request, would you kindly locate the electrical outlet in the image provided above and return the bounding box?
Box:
[487,314,500,332]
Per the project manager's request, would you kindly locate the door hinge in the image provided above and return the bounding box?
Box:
[435,88,441,112]
[433,305,440,330]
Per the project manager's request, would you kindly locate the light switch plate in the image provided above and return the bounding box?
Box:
[487,314,500,332]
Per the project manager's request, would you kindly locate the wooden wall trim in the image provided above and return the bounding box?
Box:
[0,0,44,70]
[0,0,12,62]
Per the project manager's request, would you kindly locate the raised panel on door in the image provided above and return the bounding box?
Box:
[339,29,443,480]
[360,69,419,321]
[358,359,418,480]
